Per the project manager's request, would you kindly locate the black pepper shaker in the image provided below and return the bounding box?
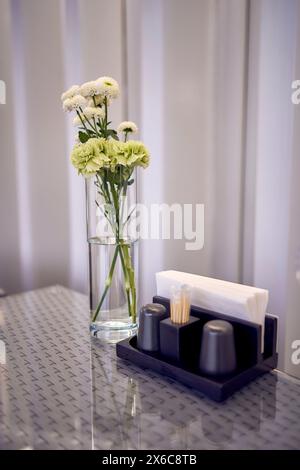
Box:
[199,320,237,375]
[137,303,168,352]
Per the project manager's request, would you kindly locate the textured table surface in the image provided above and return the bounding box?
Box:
[0,286,300,450]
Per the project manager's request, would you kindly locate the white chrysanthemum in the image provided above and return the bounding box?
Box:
[63,95,87,112]
[73,115,82,126]
[62,98,73,112]
[80,80,101,98]
[117,121,138,134]
[61,85,80,102]
[73,107,104,126]
[83,106,105,120]
[96,76,120,99]
[87,95,105,107]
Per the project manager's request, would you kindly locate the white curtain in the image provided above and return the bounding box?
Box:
[1,0,300,376]
[0,0,124,294]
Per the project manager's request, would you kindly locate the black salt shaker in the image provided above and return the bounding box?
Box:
[137,303,167,352]
[199,320,237,376]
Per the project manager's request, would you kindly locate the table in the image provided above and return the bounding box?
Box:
[0,286,300,450]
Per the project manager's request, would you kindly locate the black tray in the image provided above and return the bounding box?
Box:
[116,296,278,402]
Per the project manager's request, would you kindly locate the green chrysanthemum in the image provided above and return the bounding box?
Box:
[103,139,123,172]
[71,137,150,176]
[70,138,110,176]
[122,140,150,168]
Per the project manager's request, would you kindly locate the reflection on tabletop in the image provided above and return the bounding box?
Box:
[91,339,300,450]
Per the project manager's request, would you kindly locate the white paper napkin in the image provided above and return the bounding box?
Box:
[156,270,269,351]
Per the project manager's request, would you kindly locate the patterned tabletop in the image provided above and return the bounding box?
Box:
[0,286,300,450]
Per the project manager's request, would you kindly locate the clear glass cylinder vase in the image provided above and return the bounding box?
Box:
[86,169,138,343]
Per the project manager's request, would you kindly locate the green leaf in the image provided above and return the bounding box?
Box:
[78,131,89,143]
[107,129,119,140]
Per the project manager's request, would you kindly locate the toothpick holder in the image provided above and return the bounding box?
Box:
[159,316,201,367]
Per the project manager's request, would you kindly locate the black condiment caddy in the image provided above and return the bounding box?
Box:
[116,295,278,402]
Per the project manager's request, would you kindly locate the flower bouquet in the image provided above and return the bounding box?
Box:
[61,77,149,340]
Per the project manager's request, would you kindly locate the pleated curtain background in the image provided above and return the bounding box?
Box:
[0,0,300,377]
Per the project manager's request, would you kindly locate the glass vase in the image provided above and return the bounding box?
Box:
[86,170,138,343]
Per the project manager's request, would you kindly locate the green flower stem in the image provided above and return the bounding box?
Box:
[118,181,136,323]
[121,181,137,323]
[101,171,112,204]
[92,97,103,133]
[118,243,132,317]
[125,245,136,323]
[109,180,120,237]
[76,110,90,133]
[104,96,108,134]
[119,242,136,323]
[78,107,98,134]
[92,116,99,137]
[92,244,119,322]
